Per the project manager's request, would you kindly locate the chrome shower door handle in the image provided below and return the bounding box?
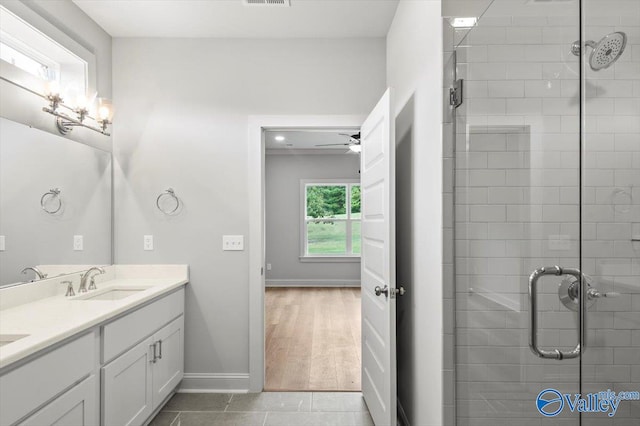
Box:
[529,266,584,360]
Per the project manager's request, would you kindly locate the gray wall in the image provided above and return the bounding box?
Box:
[386,1,444,425]
[112,37,386,390]
[265,153,361,286]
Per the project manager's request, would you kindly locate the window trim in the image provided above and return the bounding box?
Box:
[300,178,361,261]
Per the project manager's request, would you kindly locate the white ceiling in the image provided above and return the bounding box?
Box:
[73,0,399,38]
[265,130,358,150]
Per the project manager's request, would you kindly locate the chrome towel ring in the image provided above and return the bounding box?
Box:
[156,188,180,215]
[41,188,62,214]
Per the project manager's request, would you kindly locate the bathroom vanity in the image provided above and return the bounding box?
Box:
[0,265,188,426]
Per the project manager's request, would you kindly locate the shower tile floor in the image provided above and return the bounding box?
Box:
[150,392,374,426]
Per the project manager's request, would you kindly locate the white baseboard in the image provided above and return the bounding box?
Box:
[179,373,250,393]
[266,279,360,287]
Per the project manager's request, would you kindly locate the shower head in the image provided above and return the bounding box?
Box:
[571,32,627,71]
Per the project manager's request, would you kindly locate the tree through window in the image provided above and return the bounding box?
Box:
[304,182,361,256]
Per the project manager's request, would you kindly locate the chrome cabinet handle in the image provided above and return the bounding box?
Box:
[374,285,389,297]
[150,343,157,363]
[529,266,584,360]
[158,339,162,360]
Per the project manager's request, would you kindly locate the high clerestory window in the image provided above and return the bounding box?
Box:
[301,180,361,258]
[0,5,90,100]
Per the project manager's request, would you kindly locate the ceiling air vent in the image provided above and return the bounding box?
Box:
[243,0,291,6]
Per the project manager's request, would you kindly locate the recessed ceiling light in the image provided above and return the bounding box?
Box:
[274,135,286,142]
[449,17,478,28]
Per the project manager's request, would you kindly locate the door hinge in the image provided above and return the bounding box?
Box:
[449,79,463,108]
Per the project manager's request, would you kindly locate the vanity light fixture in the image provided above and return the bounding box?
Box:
[42,81,112,136]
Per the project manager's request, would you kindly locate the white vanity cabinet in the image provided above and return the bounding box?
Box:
[0,285,186,426]
[101,290,184,426]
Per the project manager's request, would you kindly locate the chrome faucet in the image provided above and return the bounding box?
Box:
[21,266,47,281]
[79,267,105,293]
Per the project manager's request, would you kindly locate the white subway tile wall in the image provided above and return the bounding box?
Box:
[446,0,640,424]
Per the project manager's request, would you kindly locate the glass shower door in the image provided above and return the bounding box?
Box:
[450,0,583,424]
[581,1,640,424]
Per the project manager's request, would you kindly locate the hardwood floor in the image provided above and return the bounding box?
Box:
[265,287,361,392]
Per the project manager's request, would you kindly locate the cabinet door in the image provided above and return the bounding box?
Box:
[152,315,184,407]
[102,337,154,426]
[20,375,98,426]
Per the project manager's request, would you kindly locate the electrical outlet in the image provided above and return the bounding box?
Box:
[73,235,83,251]
[223,235,244,251]
[266,263,272,271]
[0,235,5,251]
[144,235,154,251]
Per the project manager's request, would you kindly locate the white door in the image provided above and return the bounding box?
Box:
[360,88,396,426]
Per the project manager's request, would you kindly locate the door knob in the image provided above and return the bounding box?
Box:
[396,286,406,296]
[374,285,389,297]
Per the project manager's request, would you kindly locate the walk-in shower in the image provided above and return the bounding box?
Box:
[442,0,639,424]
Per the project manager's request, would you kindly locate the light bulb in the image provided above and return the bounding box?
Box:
[76,95,88,109]
[98,106,110,121]
[97,98,113,122]
[76,92,96,111]
[275,135,286,142]
[46,80,60,97]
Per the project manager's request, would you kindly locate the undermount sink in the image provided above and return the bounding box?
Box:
[74,287,150,301]
[0,334,30,347]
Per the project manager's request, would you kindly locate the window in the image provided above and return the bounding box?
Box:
[0,5,91,98]
[302,180,360,258]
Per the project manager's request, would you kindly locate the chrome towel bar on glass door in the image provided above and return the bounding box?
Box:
[529,266,584,360]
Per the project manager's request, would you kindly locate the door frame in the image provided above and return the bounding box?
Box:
[248,114,366,392]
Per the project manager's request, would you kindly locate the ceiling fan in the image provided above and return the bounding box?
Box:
[314,132,361,153]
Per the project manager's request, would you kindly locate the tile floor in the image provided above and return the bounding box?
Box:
[149,392,374,426]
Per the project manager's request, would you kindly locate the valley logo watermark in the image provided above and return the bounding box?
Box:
[536,388,640,417]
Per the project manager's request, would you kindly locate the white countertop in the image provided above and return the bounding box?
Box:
[0,265,188,370]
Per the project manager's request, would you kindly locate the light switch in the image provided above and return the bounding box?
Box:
[144,235,154,251]
[73,235,83,251]
[266,263,272,271]
[0,235,5,251]
[223,235,244,251]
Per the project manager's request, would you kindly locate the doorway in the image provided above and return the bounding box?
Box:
[263,129,362,392]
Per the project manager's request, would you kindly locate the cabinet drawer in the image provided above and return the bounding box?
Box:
[19,375,98,426]
[0,331,97,426]
[102,288,184,363]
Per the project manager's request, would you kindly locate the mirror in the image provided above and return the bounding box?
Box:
[0,117,112,287]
